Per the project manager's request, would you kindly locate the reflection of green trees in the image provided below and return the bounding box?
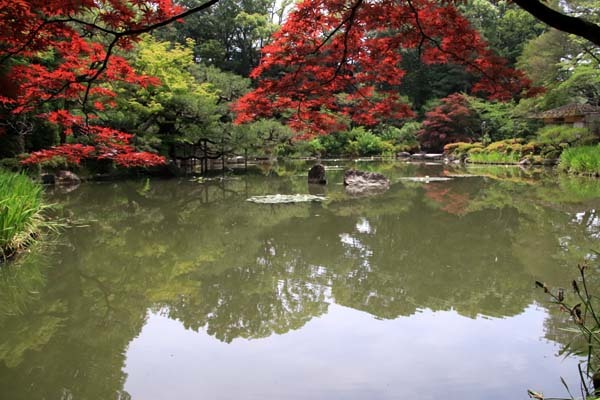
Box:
[302,195,533,319]
[165,249,330,343]
[1,163,599,398]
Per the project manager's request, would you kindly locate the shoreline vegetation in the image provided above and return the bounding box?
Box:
[2,141,600,186]
[533,262,600,399]
[0,170,51,263]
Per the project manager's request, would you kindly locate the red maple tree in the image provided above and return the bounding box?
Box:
[0,0,215,167]
[417,93,481,151]
[233,0,537,137]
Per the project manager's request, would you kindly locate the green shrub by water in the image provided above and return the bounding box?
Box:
[559,145,600,175]
[444,142,483,157]
[0,170,47,260]
[536,125,595,146]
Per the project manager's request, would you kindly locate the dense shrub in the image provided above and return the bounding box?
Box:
[354,129,386,156]
[317,131,353,156]
[485,138,526,153]
[378,122,421,152]
[0,158,22,172]
[307,139,326,157]
[443,142,484,157]
[559,145,600,175]
[307,127,394,157]
[450,138,535,164]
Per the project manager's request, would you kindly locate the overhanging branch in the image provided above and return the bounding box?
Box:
[512,0,600,46]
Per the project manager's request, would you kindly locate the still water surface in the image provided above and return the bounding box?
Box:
[1,161,600,399]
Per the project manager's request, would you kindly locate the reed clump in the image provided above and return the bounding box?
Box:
[559,146,600,176]
[532,259,600,399]
[0,170,49,261]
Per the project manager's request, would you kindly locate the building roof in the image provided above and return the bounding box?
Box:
[537,103,600,119]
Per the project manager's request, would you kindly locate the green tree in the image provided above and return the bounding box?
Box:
[467,96,536,141]
[156,0,279,76]
[551,65,600,106]
[105,35,251,159]
[237,119,293,158]
[105,36,221,149]
[461,0,545,66]
[517,29,575,87]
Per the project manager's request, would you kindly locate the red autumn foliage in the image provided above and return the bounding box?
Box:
[21,144,97,165]
[20,126,166,167]
[233,0,536,137]
[417,93,480,151]
[0,0,182,167]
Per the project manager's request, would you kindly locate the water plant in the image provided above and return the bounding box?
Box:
[0,170,49,261]
[532,260,600,399]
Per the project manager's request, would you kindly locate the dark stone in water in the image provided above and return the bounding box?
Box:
[41,174,56,185]
[308,164,327,184]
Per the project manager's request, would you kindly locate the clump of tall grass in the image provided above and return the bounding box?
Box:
[0,170,48,261]
[559,146,600,176]
[467,150,522,164]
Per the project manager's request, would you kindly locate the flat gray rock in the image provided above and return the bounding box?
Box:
[343,169,390,196]
[343,169,390,187]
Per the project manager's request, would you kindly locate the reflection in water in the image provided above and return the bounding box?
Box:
[0,162,599,399]
[125,305,574,400]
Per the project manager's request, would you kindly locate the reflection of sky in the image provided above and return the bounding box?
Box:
[574,210,600,240]
[356,218,373,234]
[124,304,580,400]
[339,233,373,270]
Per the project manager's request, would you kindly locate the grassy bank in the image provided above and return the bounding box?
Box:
[467,151,522,164]
[0,170,48,260]
[559,145,600,176]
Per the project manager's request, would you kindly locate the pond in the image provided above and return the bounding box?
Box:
[1,161,600,400]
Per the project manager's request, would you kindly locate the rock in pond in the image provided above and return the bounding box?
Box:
[42,170,81,186]
[308,164,327,184]
[56,170,81,186]
[343,169,390,196]
[519,158,531,166]
[41,174,56,185]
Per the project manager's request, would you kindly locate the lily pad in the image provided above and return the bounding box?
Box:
[399,176,453,182]
[246,194,327,204]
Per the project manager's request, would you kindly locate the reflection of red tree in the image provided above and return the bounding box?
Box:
[424,184,470,216]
